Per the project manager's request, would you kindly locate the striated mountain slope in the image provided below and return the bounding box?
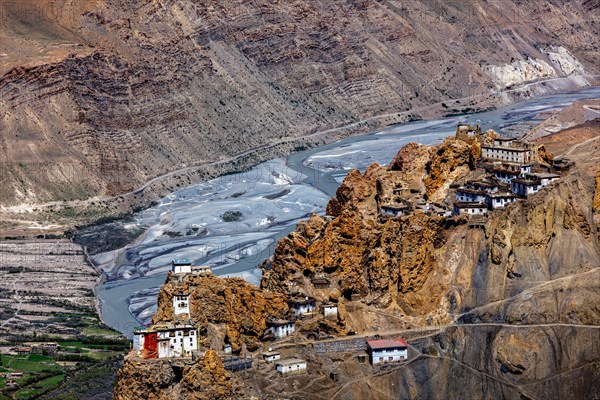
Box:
[1,0,599,210]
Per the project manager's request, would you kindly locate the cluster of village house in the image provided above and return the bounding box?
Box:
[381,123,567,219]
[2,343,60,387]
[131,259,411,373]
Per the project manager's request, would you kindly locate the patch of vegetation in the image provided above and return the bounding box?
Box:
[39,359,122,400]
[221,210,243,222]
[1,354,62,373]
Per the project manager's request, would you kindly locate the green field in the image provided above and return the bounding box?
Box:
[82,325,121,337]
[1,354,61,373]
[36,374,64,388]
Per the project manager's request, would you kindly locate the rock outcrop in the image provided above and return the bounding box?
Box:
[423,138,480,201]
[262,137,600,326]
[114,350,253,400]
[153,274,288,351]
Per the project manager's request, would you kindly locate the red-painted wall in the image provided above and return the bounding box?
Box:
[143,332,158,359]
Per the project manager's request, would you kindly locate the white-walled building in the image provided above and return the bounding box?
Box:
[511,178,541,197]
[288,297,316,317]
[171,259,192,274]
[465,180,498,193]
[265,319,295,339]
[132,328,146,351]
[381,204,410,217]
[173,293,190,316]
[261,351,281,362]
[492,136,517,147]
[527,173,559,187]
[323,303,338,319]
[367,338,409,365]
[493,168,520,184]
[485,193,516,209]
[482,146,532,164]
[156,324,198,358]
[456,188,487,203]
[493,163,532,184]
[275,358,307,375]
[453,202,488,216]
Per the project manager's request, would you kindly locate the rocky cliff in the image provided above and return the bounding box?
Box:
[114,350,253,400]
[152,273,288,352]
[1,0,599,213]
[257,134,600,398]
[263,136,600,325]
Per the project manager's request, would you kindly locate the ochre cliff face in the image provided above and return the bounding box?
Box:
[262,139,600,327]
[263,138,480,318]
[2,0,599,206]
[114,350,252,400]
[423,139,480,201]
[153,274,288,351]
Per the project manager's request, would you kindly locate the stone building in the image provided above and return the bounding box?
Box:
[288,296,317,317]
[455,123,482,143]
[265,319,295,339]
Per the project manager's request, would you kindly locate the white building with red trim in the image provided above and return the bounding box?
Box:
[367,338,408,365]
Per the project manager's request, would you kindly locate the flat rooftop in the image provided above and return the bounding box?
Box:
[276,358,306,366]
[367,338,408,349]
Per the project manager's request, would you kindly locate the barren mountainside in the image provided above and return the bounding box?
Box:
[1,0,599,210]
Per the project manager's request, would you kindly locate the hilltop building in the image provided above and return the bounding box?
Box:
[191,265,212,275]
[455,123,482,143]
[171,259,192,274]
[481,135,537,164]
[265,319,295,339]
[173,293,190,316]
[133,323,198,359]
[367,338,409,365]
[288,296,316,317]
